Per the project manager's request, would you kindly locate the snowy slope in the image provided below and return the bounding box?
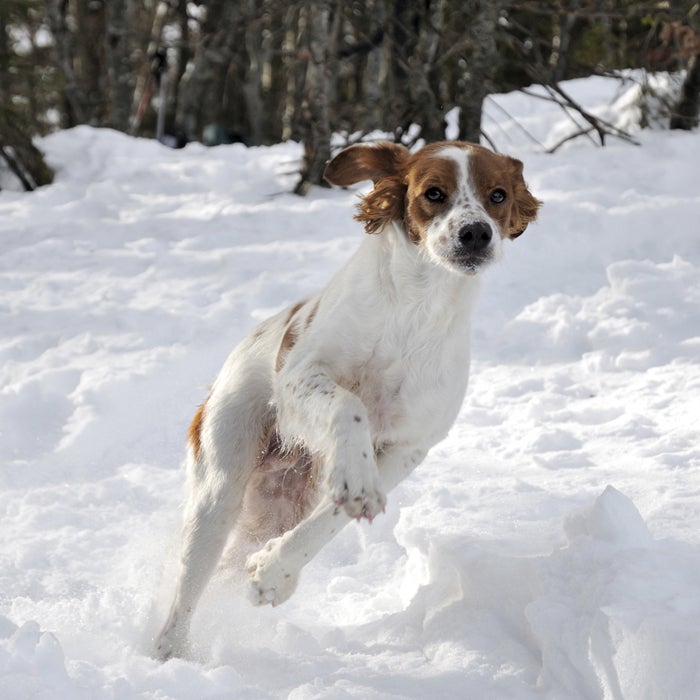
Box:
[1,77,699,699]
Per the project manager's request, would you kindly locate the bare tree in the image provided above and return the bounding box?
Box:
[395,0,445,143]
[44,0,86,126]
[281,3,305,141]
[75,0,107,124]
[242,1,272,145]
[130,0,174,135]
[2,0,695,194]
[175,1,243,141]
[0,7,11,105]
[294,0,341,195]
[363,0,386,133]
[456,0,502,143]
[163,0,191,136]
[549,0,580,82]
[105,0,134,131]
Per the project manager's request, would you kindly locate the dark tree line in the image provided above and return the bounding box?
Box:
[1,1,699,191]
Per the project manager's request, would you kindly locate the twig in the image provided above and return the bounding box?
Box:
[484,95,546,149]
[480,129,499,152]
[0,146,35,191]
[546,125,596,153]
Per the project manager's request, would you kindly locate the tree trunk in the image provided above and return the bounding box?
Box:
[165,0,191,137]
[0,10,11,105]
[105,0,133,131]
[243,1,268,145]
[410,0,445,143]
[44,0,86,126]
[176,0,240,141]
[550,1,578,83]
[385,0,414,136]
[364,0,385,133]
[294,0,340,195]
[671,53,700,130]
[75,0,107,125]
[130,0,172,135]
[281,3,304,141]
[382,0,447,142]
[457,0,502,144]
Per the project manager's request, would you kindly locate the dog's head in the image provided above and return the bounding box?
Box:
[324,140,541,275]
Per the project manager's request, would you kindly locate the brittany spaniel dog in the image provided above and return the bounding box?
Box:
[154,140,540,660]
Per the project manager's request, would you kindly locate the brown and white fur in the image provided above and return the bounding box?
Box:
[153,140,540,660]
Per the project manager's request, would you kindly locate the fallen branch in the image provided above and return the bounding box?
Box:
[520,70,640,149]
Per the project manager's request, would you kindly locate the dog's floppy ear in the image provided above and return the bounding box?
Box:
[507,157,542,239]
[324,141,410,186]
[324,142,410,234]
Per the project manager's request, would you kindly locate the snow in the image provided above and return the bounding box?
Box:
[2,76,700,698]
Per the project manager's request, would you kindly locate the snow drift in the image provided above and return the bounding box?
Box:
[1,77,699,699]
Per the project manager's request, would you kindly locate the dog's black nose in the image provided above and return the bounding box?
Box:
[458,222,492,252]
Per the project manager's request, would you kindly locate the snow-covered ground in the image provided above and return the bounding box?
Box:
[1,76,699,699]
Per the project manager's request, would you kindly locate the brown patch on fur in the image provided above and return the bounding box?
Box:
[275,300,311,372]
[403,155,460,243]
[284,301,304,324]
[275,323,299,372]
[507,160,541,238]
[467,146,541,239]
[305,299,320,328]
[188,396,209,461]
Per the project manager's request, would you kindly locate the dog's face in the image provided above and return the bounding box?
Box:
[324,141,541,275]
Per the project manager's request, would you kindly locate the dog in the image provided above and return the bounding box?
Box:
[153,140,540,660]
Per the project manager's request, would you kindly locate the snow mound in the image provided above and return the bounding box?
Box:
[390,486,700,698]
[509,255,700,368]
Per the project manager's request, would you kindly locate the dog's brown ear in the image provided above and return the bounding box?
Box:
[323,142,410,187]
[507,158,542,239]
[324,142,410,234]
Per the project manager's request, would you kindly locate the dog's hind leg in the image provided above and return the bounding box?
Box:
[153,363,273,661]
[154,460,242,660]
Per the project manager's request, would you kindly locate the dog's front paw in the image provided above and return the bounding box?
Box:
[332,482,386,521]
[246,540,299,607]
[328,446,385,521]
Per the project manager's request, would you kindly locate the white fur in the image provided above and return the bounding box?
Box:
[153,143,530,661]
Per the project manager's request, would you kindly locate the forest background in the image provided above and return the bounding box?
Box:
[1,0,699,193]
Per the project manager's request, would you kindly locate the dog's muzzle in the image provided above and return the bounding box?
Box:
[458,221,492,253]
[451,221,493,270]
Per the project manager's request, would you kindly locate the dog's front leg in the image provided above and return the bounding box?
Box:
[247,445,427,606]
[276,364,385,521]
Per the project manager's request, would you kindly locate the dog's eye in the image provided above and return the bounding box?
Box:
[490,188,507,204]
[425,187,446,203]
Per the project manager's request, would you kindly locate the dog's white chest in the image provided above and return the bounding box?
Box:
[352,325,471,447]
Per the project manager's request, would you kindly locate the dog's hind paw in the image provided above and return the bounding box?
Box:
[246,541,300,607]
[153,624,188,662]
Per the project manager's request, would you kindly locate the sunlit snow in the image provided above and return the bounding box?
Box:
[1,76,699,699]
